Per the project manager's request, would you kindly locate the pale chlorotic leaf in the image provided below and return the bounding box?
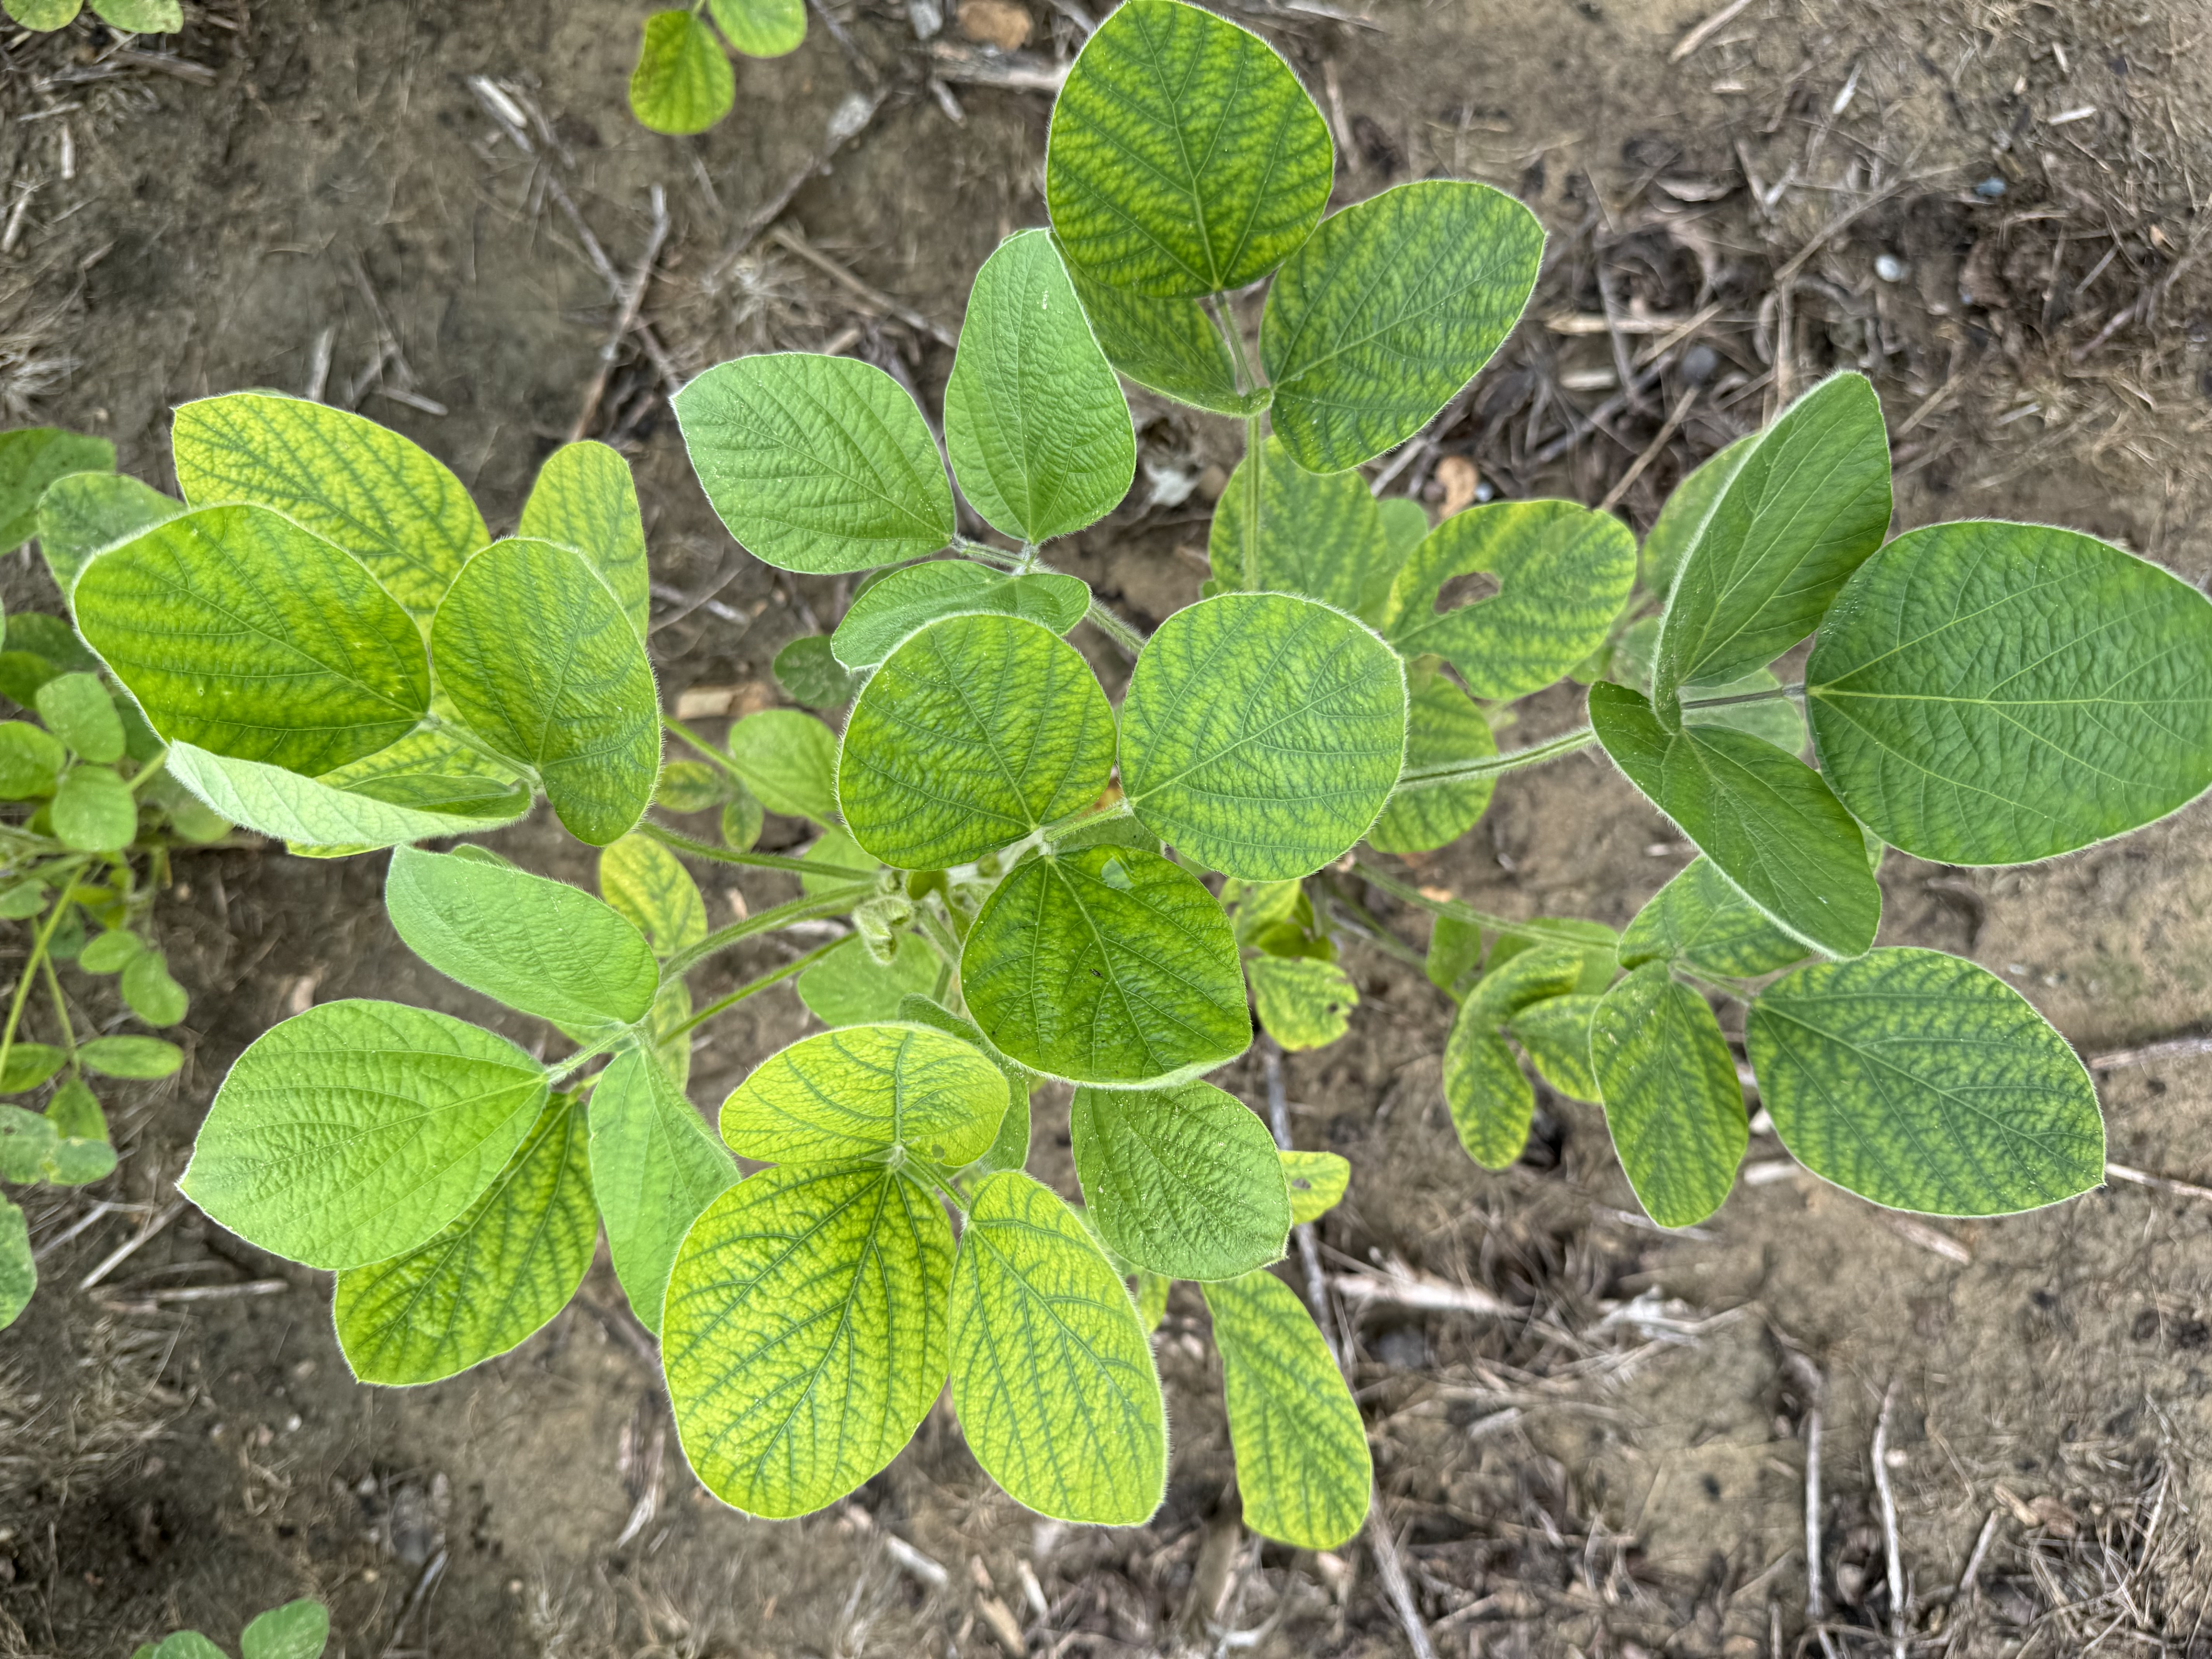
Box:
[76,503,430,776]
[1617,854,1810,979]
[89,0,181,28]
[892,993,1033,1172]
[3,0,79,27]
[77,1036,181,1080]
[238,1599,330,1659]
[797,933,943,1027]
[599,833,708,956]
[1506,993,1601,1103]
[1380,500,1637,701]
[1202,1268,1370,1549]
[772,635,865,711]
[1590,681,1880,960]
[1639,433,1753,599]
[725,708,840,823]
[1486,917,1626,996]
[961,845,1250,1086]
[181,1000,548,1270]
[1208,436,1398,618]
[675,354,954,574]
[708,0,803,56]
[519,441,651,637]
[1747,948,2104,1216]
[720,1022,1010,1167]
[171,392,489,622]
[830,560,1090,669]
[1262,181,1545,474]
[1367,662,1497,854]
[945,230,1135,543]
[840,613,1115,869]
[950,1170,1166,1524]
[314,726,529,816]
[152,1638,225,1659]
[431,537,660,847]
[1807,519,2212,865]
[1045,0,1332,298]
[164,742,525,852]
[36,671,123,762]
[588,1048,737,1335]
[1070,1080,1289,1281]
[1444,946,1584,1169]
[386,845,659,1029]
[1135,1269,1170,1331]
[51,764,137,852]
[1590,962,1745,1228]
[1653,373,1890,704]
[1247,955,1358,1052]
[1280,1149,1349,1224]
[1061,255,1256,416]
[0,1196,33,1330]
[1121,592,1407,881]
[664,1162,953,1516]
[0,426,113,553]
[333,1094,596,1384]
[629,9,735,135]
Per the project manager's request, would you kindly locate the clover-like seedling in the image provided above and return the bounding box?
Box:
[629,0,805,136]
[0,0,181,33]
[131,1595,328,1659]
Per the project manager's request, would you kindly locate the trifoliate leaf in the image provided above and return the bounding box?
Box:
[588,1048,737,1335]
[772,635,866,711]
[36,472,183,604]
[796,933,943,1028]
[34,672,123,763]
[1280,1149,1349,1224]
[1590,962,1745,1228]
[162,743,525,851]
[1247,955,1358,1052]
[518,440,650,636]
[51,764,137,852]
[1505,993,1600,1103]
[1070,1080,1289,1280]
[0,722,64,800]
[1367,663,1498,854]
[1208,436,1398,618]
[725,708,840,824]
[0,426,113,554]
[1061,256,1257,416]
[1617,855,1812,979]
[598,833,708,957]
[830,560,1090,670]
[720,1022,1010,1167]
[1639,433,1753,600]
[120,950,188,1027]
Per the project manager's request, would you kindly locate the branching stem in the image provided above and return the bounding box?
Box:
[665,938,845,1040]
[1677,682,1803,711]
[0,862,86,1084]
[1351,858,1622,954]
[660,886,874,980]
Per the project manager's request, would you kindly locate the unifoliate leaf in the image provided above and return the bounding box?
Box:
[708,0,805,55]
[675,355,954,574]
[1444,946,1585,1169]
[772,635,865,711]
[1368,663,1498,854]
[945,230,1135,543]
[334,1094,596,1384]
[629,8,735,135]
[0,1046,64,1094]
[951,1171,1165,1523]
[1121,593,1406,881]
[721,1023,1009,1166]
[725,708,839,823]
[77,1035,180,1079]
[0,721,64,799]
[32,1129,120,1188]
[841,614,1115,870]
[171,393,488,621]
[34,673,122,764]
[1061,259,1255,415]
[797,933,943,1027]
[1590,682,1879,960]
[1070,1080,1289,1280]
[665,1161,952,1516]
[90,0,182,28]
[76,504,430,775]
[239,1599,330,1659]
[1263,182,1545,474]
[1589,963,1744,1228]
[1248,955,1357,1052]
[182,1001,548,1269]
[1640,433,1753,599]
[432,538,660,845]
[51,764,136,851]
[36,469,183,605]
[599,834,708,957]
[1208,437,1398,617]
[1203,1268,1369,1549]
[589,1049,736,1334]
[1045,0,1331,298]
[162,743,524,851]
[1506,993,1600,1103]
[1281,1149,1348,1224]
[1747,948,2104,1216]
[1381,501,1637,700]
[0,426,113,553]
[0,1196,30,1330]
[518,441,650,636]
[386,845,658,1030]
[1653,374,1889,705]
[962,845,1249,1086]
[830,561,1089,670]
[1618,855,1810,979]
[120,950,188,1026]
[1807,519,2212,865]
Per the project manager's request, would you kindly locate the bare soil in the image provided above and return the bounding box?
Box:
[3,0,2212,1655]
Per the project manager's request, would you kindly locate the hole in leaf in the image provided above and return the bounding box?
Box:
[1434,570,1501,614]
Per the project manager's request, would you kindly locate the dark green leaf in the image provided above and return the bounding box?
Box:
[1070,1080,1289,1280]
[1639,434,1752,599]
[1590,962,1745,1228]
[1061,257,1257,416]
[773,635,866,710]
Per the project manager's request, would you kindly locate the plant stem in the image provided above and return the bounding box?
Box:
[127,753,168,796]
[1390,724,1598,793]
[546,1030,629,1090]
[660,887,874,981]
[1350,858,1620,954]
[640,819,878,882]
[660,712,748,779]
[38,950,77,1077]
[1211,293,1267,592]
[914,904,965,973]
[1082,596,1147,659]
[424,713,538,785]
[1677,683,1803,711]
[665,938,845,1040]
[0,867,84,1083]
[1312,874,1435,977]
[1039,794,1133,843]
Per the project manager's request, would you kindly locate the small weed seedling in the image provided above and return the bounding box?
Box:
[44,0,2212,1547]
[132,1596,327,1659]
[0,0,180,32]
[629,0,804,136]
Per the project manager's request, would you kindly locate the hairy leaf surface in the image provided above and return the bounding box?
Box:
[830,561,1089,669]
[1070,1080,1289,1280]
[519,441,651,636]
[37,471,183,602]
[720,1023,1010,1167]
[589,1048,737,1334]
[163,743,524,851]
[1638,433,1752,599]
[1590,963,1744,1228]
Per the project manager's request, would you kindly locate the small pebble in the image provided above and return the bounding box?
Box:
[1875,253,1907,283]
[1681,342,1720,385]
[1975,176,2008,198]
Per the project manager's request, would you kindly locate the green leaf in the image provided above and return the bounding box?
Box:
[1590,962,1745,1228]
[1367,662,1497,854]
[656,759,732,814]
[1653,373,1889,705]
[629,9,735,135]
[182,1000,548,1269]
[1202,1269,1369,1548]
[1208,437,1398,618]
[709,0,804,54]
[800,825,876,894]
[840,614,1115,870]
[1061,258,1256,416]
[1639,433,1753,599]
[1070,1080,1289,1279]
[35,472,184,604]
[797,933,943,1027]
[518,441,650,637]
[772,635,865,711]
[665,1162,953,1517]
[829,561,1089,670]
[90,0,180,27]
[1806,519,2212,865]
[1489,917,1619,995]
[588,1049,736,1333]
[0,1046,64,1094]
[432,537,660,846]
[0,1196,30,1330]
[1262,181,1546,474]
[34,672,122,763]
[46,1076,105,1141]
[1618,855,1810,979]
[599,833,708,957]
[950,1170,1165,1524]
[1673,665,1807,754]
[334,1093,596,1384]
[78,1035,181,1080]
[962,845,1249,1086]
[153,1638,226,1659]
[386,845,658,1029]
[1380,501,1637,700]
[721,1022,1008,1167]
[1248,955,1357,1051]
[675,354,954,574]
[161,742,524,852]
[893,993,1032,1166]
[1281,1149,1348,1224]
[721,790,765,850]
[1589,681,1880,960]
[314,726,528,816]
[0,652,55,709]
[171,393,488,623]
[1444,946,1585,1169]
[1135,1269,1170,1330]
[1121,592,1406,881]
[3,0,80,27]
[52,763,136,851]
[121,950,188,1026]
[945,230,1135,543]
[1045,0,1332,298]
[0,721,64,799]
[239,1599,330,1659]
[1506,993,1600,1103]
[76,503,431,775]
[1747,948,2104,1216]
[7,612,94,673]
[725,708,840,823]
[0,426,113,553]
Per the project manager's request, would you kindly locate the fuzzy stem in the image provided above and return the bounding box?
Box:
[1389,724,1599,793]
[1351,858,1621,954]
[660,887,874,981]
[664,938,845,1040]
[660,712,749,779]
[1676,683,1803,711]
[639,819,877,882]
